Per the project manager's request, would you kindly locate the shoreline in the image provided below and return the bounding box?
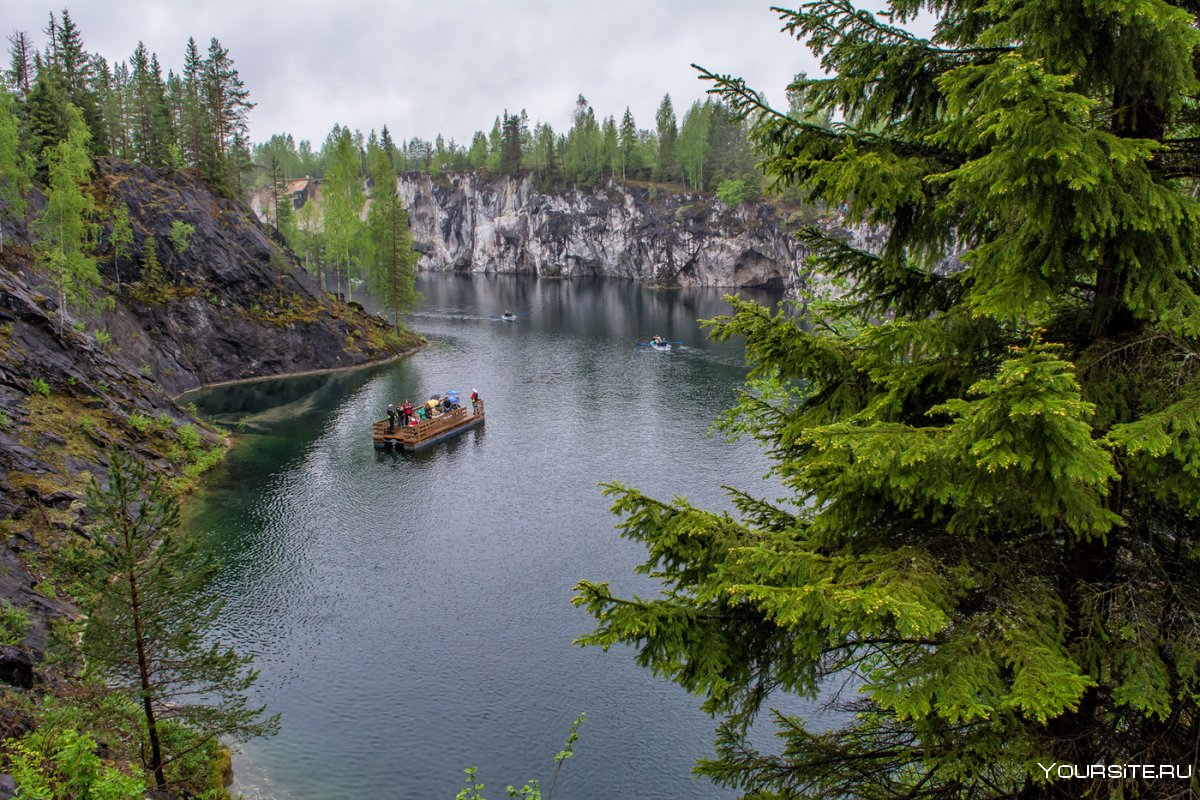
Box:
[172,339,428,401]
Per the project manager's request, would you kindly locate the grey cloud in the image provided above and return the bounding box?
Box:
[2,0,824,145]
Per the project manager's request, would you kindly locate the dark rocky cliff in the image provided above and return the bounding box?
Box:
[0,159,419,698]
[96,159,411,396]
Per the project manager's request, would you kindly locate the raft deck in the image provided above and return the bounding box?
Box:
[373,399,485,451]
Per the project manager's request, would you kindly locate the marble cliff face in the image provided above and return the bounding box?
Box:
[395,172,812,290]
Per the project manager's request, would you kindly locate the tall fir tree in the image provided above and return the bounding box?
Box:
[577,4,1200,799]
[365,144,419,325]
[601,115,619,181]
[380,123,395,169]
[618,107,638,182]
[180,37,207,168]
[654,93,677,182]
[500,110,523,175]
[128,42,170,166]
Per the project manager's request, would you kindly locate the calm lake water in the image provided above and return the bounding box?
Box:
[184,274,788,799]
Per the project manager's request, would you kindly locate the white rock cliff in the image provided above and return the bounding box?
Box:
[395,172,810,289]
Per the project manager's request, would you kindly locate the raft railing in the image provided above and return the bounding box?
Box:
[373,399,484,445]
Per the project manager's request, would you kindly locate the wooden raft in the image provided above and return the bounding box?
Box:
[373,399,485,451]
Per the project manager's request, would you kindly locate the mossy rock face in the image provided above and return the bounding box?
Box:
[92,158,414,396]
[0,156,426,714]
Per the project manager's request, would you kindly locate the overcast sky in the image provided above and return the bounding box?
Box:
[2,1,827,146]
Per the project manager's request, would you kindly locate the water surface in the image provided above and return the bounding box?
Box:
[186,275,790,799]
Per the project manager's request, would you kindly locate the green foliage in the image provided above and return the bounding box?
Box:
[82,449,277,792]
[30,378,50,397]
[455,713,586,800]
[93,329,111,347]
[37,104,100,335]
[715,179,750,208]
[126,413,150,434]
[0,599,31,646]
[136,238,165,299]
[365,141,421,325]
[106,203,133,288]
[0,88,31,250]
[8,722,144,800]
[168,219,195,254]
[177,422,202,451]
[322,127,366,300]
[577,4,1200,799]
[0,411,10,428]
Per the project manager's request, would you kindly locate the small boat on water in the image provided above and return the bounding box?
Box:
[374,393,485,451]
[501,311,518,321]
[649,335,671,351]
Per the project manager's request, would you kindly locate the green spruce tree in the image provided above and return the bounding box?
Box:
[653,93,677,182]
[577,4,1200,799]
[366,145,419,326]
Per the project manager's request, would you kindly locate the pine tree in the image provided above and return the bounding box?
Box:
[6,31,34,98]
[201,37,253,193]
[82,448,278,793]
[577,4,1200,799]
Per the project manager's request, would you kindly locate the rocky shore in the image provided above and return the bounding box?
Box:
[0,159,420,721]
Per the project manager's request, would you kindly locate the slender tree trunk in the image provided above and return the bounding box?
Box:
[391,204,399,326]
[125,527,167,790]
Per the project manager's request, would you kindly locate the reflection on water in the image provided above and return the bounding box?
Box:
[187,275,807,800]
